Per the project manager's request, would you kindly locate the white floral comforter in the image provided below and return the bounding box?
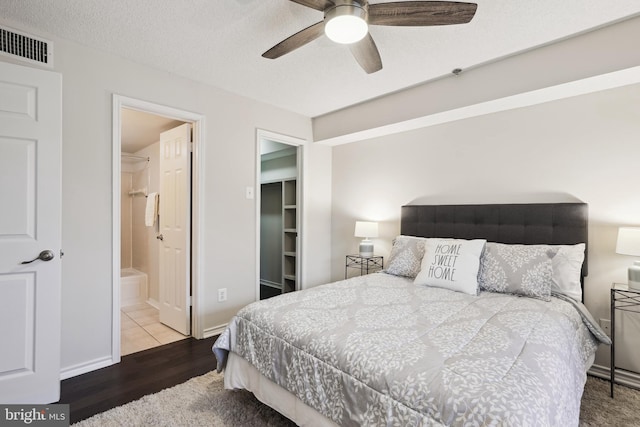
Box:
[213,273,608,427]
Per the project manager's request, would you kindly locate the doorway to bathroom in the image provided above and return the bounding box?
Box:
[112,95,205,363]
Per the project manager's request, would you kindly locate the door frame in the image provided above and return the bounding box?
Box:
[255,129,305,301]
[112,95,205,363]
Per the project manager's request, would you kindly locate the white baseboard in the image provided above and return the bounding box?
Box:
[203,323,228,339]
[146,298,159,309]
[60,356,114,380]
[588,363,640,390]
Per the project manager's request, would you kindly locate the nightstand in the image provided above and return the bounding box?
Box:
[345,255,383,279]
[610,282,640,398]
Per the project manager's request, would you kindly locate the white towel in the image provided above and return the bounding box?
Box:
[145,192,158,227]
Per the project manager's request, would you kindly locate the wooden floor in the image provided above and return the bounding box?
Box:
[58,336,218,424]
[260,284,282,300]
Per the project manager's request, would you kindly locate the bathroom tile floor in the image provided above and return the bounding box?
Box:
[121,303,188,356]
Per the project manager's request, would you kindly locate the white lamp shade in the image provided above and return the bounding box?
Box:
[354,221,378,238]
[324,5,368,44]
[616,227,640,256]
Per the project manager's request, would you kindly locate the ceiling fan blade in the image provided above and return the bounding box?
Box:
[369,1,477,26]
[289,0,335,11]
[262,21,325,59]
[349,33,382,74]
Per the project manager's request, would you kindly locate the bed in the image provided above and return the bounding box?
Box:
[213,203,610,426]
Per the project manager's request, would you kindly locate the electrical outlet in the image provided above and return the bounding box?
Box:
[218,288,227,302]
[600,319,611,337]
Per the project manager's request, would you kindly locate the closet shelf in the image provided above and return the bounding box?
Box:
[260,175,297,297]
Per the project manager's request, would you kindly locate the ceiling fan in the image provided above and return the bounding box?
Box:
[262,0,478,74]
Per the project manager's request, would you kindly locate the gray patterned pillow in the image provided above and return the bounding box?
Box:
[385,235,427,278]
[478,242,558,301]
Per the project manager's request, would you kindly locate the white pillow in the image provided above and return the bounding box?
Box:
[551,243,585,302]
[414,238,486,295]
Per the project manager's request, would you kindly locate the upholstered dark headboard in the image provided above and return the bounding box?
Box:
[400,203,588,277]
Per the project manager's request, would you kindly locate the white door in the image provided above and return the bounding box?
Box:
[0,62,62,403]
[158,123,191,335]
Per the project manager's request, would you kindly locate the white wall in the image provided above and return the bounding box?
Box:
[301,143,333,289]
[132,142,160,302]
[330,83,640,370]
[0,20,333,376]
[120,171,133,269]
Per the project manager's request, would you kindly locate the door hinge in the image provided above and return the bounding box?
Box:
[187,295,192,307]
[189,141,194,152]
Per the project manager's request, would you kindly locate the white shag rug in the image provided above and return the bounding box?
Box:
[73,371,294,427]
[73,372,640,426]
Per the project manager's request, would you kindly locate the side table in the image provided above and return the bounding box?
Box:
[345,255,383,279]
[610,282,640,398]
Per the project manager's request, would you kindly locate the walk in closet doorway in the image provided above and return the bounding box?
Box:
[256,131,304,300]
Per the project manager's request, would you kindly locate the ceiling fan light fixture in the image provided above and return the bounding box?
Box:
[324,5,368,45]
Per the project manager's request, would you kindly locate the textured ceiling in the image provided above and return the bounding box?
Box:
[1,0,640,118]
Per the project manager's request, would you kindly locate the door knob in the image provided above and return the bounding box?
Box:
[156,234,164,241]
[21,250,55,264]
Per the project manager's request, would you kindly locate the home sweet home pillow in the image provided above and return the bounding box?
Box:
[413,238,487,295]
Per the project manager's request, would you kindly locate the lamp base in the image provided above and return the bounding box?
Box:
[359,240,374,258]
[629,261,640,290]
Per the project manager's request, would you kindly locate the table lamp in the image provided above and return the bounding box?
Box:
[354,221,378,258]
[616,227,640,290]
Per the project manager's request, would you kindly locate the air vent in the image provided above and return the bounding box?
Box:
[0,26,53,67]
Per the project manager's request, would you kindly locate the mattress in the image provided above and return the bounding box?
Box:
[213,272,608,426]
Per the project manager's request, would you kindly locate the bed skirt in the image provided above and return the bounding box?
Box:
[224,352,338,427]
